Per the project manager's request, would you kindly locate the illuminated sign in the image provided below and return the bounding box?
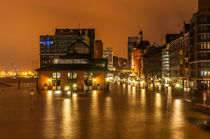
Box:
[40,41,54,46]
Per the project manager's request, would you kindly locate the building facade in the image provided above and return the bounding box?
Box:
[40,28,95,67]
[36,39,108,91]
[189,0,210,89]
[161,34,179,83]
[131,31,150,78]
[94,40,103,59]
[169,37,182,84]
[143,46,163,82]
[128,36,138,70]
[103,47,114,71]
[113,56,128,71]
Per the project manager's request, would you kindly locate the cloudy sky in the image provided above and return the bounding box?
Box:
[0,0,197,70]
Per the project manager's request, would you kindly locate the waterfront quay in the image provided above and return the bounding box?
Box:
[0,83,209,139]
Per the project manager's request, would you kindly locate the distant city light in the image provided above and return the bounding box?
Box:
[0,71,36,78]
[67,91,71,95]
[176,84,180,88]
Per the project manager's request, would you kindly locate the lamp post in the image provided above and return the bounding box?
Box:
[30,90,34,112]
[106,78,110,90]
[93,78,97,90]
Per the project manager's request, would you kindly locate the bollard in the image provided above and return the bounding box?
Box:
[30,90,34,112]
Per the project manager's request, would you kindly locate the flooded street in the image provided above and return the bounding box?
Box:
[0,84,210,139]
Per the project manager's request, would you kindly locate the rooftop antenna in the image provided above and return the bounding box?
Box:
[78,24,81,40]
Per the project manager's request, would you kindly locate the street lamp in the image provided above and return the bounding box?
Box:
[93,78,97,90]
[48,78,52,82]
[73,84,77,88]
[47,78,52,90]
[106,78,110,82]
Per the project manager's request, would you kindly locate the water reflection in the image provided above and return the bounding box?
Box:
[140,89,146,106]
[171,99,184,139]
[123,84,126,90]
[91,90,98,117]
[41,86,210,138]
[155,93,161,119]
[62,99,72,137]
[44,91,56,138]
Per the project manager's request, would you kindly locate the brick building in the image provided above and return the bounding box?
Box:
[113,56,128,71]
[36,39,108,91]
[94,40,103,59]
[189,0,210,89]
[128,36,138,70]
[143,45,163,82]
[131,31,150,77]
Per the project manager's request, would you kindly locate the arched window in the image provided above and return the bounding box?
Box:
[68,41,90,54]
[52,72,61,79]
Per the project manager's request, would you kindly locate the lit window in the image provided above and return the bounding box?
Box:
[204,43,206,49]
[68,72,77,79]
[52,72,61,79]
[84,72,93,78]
[52,72,57,79]
[73,72,77,79]
[204,71,208,76]
[201,71,204,77]
[57,72,61,78]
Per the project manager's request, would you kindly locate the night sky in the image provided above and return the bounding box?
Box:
[0,0,197,70]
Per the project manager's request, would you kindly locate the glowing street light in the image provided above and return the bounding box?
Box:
[176,84,180,88]
[48,78,52,82]
[106,78,110,82]
[73,84,77,88]
[64,86,69,91]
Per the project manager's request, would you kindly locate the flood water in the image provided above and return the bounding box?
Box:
[0,84,210,139]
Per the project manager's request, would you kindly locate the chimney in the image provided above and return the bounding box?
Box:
[139,30,143,42]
